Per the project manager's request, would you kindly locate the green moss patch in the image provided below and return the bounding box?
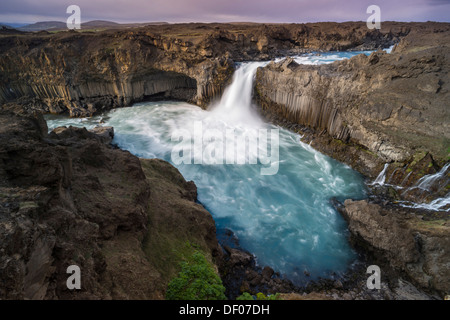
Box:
[166,248,226,300]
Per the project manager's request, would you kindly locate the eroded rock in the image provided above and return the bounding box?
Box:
[339,199,450,297]
[0,110,221,299]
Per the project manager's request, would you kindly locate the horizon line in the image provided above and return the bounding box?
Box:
[3,19,450,26]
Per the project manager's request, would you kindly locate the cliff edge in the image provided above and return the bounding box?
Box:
[0,107,220,299]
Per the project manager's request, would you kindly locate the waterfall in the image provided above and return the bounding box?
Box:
[400,171,412,187]
[371,163,389,186]
[397,163,450,211]
[209,62,267,127]
[414,163,450,191]
[399,194,450,212]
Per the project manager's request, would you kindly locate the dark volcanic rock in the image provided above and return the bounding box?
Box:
[219,238,296,299]
[0,109,148,299]
[89,126,114,144]
[339,199,450,297]
[0,109,221,299]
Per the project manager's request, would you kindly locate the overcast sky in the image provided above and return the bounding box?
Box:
[1,0,449,24]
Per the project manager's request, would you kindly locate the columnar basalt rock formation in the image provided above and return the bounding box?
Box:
[255,26,450,188]
[0,22,411,116]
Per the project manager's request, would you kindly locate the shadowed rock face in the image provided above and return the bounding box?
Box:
[0,108,220,299]
[339,199,450,297]
[0,29,230,116]
[255,26,450,193]
[0,38,201,116]
[0,21,416,116]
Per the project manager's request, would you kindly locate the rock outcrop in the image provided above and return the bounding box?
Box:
[255,25,450,195]
[0,107,220,299]
[339,199,449,297]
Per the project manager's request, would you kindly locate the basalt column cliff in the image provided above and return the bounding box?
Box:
[0,22,409,116]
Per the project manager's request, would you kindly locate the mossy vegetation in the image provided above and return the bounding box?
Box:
[142,234,199,282]
[409,150,428,168]
[139,159,223,298]
[19,201,39,210]
[236,292,281,300]
[414,219,449,231]
[166,247,227,300]
[354,144,378,157]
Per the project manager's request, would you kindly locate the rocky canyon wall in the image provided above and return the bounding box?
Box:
[0,22,410,116]
[255,26,450,197]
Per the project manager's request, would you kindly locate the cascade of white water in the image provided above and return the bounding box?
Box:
[209,62,268,127]
[397,163,450,211]
[414,163,450,191]
[371,163,389,186]
[400,171,412,187]
[399,194,450,212]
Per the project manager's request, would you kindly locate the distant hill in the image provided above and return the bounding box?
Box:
[17,20,169,32]
[0,22,28,29]
[18,21,67,31]
[81,20,120,28]
[0,24,25,34]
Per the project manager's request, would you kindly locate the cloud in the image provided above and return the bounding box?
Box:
[0,0,449,24]
[428,0,450,4]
